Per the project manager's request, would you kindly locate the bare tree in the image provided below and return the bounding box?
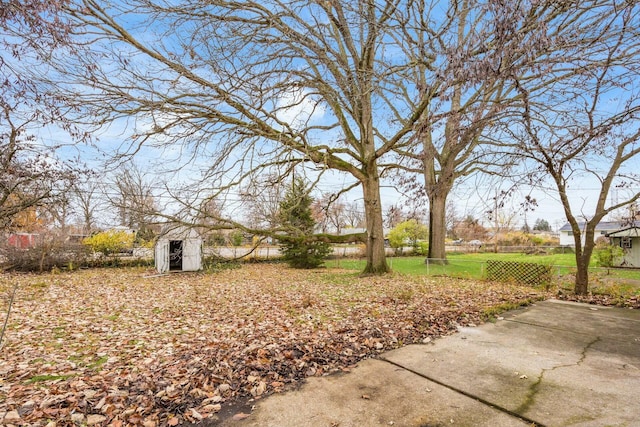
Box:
[189,196,231,245]
[49,0,459,274]
[1,0,84,229]
[41,193,72,233]
[383,204,405,229]
[503,4,640,294]
[311,193,347,234]
[326,200,347,235]
[0,104,76,229]
[344,201,365,229]
[195,198,225,230]
[453,215,488,242]
[28,0,638,276]
[70,177,102,234]
[109,165,158,240]
[480,188,526,252]
[241,175,288,232]
[393,0,634,265]
[445,200,459,239]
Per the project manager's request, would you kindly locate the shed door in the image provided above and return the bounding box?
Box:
[182,239,202,271]
[155,240,169,273]
[169,240,183,270]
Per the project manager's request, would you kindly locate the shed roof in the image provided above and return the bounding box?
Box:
[605,226,640,238]
[158,224,201,240]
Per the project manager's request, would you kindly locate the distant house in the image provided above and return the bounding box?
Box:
[7,232,39,249]
[155,225,202,273]
[558,221,628,247]
[606,226,640,267]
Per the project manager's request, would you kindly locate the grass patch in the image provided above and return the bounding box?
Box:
[105,313,120,321]
[26,374,75,384]
[590,282,640,298]
[30,281,49,289]
[482,300,534,321]
[87,355,109,370]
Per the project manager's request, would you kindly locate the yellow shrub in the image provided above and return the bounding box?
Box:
[83,230,135,256]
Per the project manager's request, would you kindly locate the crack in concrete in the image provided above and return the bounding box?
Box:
[514,336,601,415]
[505,316,635,344]
[380,357,546,427]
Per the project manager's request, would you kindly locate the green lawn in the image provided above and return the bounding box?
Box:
[327,252,640,282]
[328,253,572,278]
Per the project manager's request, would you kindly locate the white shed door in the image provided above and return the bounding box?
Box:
[182,239,202,271]
[155,240,170,273]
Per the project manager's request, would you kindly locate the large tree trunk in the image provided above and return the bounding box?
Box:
[574,254,589,296]
[427,192,448,265]
[574,228,596,295]
[422,84,459,266]
[361,174,389,275]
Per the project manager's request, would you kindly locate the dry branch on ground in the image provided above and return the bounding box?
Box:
[0,264,548,425]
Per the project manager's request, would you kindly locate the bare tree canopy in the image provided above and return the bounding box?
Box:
[392,0,640,264]
[0,0,86,228]
[108,164,158,240]
[498,2,640,294]
[0,101,77,228]
[48,0,460,274]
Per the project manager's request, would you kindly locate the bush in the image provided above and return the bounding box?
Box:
[1,242,91,272]
[202,256,241,273]
[83,230,135,256]
[594,241,624,268]
[388,220,428,253]
[495,232,532,246]
[551,246,574,254]
[413,241,429,256]
[229,230,244,247]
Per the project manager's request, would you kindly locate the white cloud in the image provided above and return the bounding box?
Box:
[275,87,326,131]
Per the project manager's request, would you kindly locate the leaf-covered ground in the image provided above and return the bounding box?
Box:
[1,264,549,426]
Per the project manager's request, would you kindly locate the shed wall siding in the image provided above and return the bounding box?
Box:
[155,239,170,273]
[622,237,640,267]
[182,239,202,271]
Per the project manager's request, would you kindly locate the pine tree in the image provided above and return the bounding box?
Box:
[278,178,332,269]
[533,218,551,232]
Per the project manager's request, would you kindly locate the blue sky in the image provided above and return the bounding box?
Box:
[11,0,640,232]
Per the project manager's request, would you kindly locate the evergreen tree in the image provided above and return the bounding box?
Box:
[533,218,551,232]
[278,178,332,269]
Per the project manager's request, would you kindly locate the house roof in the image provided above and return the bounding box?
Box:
[558,221,639,232]
[605,226,640,238]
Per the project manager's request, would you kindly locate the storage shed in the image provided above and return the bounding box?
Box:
[155,226,202,273]
[606,226,640,267]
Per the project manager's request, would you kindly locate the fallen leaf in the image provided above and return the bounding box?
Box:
[4,411,21,423]
[232,413,251,421]
[87,414,107,425]
[0,265,552,426]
